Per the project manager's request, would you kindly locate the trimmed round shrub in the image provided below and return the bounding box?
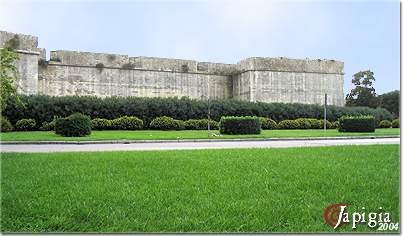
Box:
[1,116,13,132]
[378,120,392,128]
[15,118,36,131]
[91,118,112,130]
[149,116,185,130]
[260,117,277,130]
[277,120,299,129]
[294,118,322,129]
[184,119,219,130]
[219,116,261,135]
[112,116,143,130]
[338,115,375,132]
[392,119,399,128]
[55,113,91,137]
[295,118,312,129]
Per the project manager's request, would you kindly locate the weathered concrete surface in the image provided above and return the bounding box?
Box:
[0,138,398,153]
[0,30,345,105]
[0,31,41,95]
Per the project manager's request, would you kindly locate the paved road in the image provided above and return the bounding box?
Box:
[0,138,399,153]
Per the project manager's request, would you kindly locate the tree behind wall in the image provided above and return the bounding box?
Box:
[379,90,400,117]
[345,70,379,108]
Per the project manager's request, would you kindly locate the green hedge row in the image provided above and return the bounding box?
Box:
[5,115,398,133]
[91,116,143,130]
[3,95,393,127]
[219,116,261,135]
[260,118,338,130]
[184,119,219,130]
[339,116,375,132]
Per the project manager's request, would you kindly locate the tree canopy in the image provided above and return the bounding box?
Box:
[0,47,20,112]
[345,70,379,108]
[379,90,399,117]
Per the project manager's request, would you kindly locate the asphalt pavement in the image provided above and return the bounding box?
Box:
[0,137,399,153]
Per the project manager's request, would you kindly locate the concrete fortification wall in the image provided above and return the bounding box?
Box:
[0,31,345,106]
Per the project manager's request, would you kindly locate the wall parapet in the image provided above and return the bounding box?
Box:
[0,30,344,76]
[0,31,39,52]
[237,57,344,74]
[48,51,239,75]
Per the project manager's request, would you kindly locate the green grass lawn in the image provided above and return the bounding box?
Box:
[1,145,399,233]
[0,128,399,141]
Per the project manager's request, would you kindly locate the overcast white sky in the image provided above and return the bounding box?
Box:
[0,0,400,94]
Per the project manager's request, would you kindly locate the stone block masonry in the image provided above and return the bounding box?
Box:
[0,31,345,106]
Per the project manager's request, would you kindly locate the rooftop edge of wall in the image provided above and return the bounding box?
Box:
[0,31,39,51]
[0,31,344,75]
[237,57,344,74]
[48,50,239,75]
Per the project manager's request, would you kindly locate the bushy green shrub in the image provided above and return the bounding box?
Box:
[91,118,112,130]
[40,116,58,131]
[378,120,392,128]
[111,116,143,130]
[39,121,55,131]
[392,119,399,128]
[177,120,185,130]
[330,121,339,129]
[319,120,332,129]
[310,119,322,129]
[1,116,13,132]
[40,121,54,131]
[294,118,322,129]
[15,118,36,131]
[184,119,219,130]
[4,95,394,126]
[219,116,261,135]
[295,118,312,129]
[55,113,91,137]
[149,116,185,130]
[259,117,277,130]
[338,116,375,132]
[277,120,299,129]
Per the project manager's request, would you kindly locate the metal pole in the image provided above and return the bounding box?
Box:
[207,72,211,138]
[324,93,327,132]
[208,97,211,137]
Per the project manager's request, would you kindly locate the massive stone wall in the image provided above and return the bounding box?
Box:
[0,31,345,106]
[233,57,345,105]
[38,50,233,99]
